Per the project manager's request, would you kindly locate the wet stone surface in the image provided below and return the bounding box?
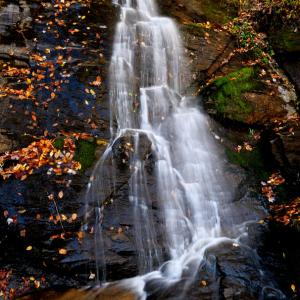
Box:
[0,0,299,299]
[0,0,118,296]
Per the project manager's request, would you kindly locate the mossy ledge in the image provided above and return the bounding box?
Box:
[74,139,97,172]
[207,67,262,122]
[225,147,268,180]
[53,138,65,150]
[54,137,97,172]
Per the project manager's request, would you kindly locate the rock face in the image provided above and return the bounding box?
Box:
[158,0,238,25]
[0,0,299,299]
[19,286,138,300]
[0,130,17,153]
[0,0,118,295]
[0,3,21,35]
[270,122,300,180]
[0,0,31,64]
[158,2,300,298]
[203,67,289,125]
[158,0,297,127]
[179,24,235,93]
[268,26,300,97]
[162,0,299,185]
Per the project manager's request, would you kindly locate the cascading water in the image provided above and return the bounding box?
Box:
[84,0,287,299]
[109,0,231,266]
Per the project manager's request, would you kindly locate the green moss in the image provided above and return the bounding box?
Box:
[211,67,261,122]
[53,138,65,150]
[185,23,205,31]
[226,147,268,179]
[275,184,291,203]
[74,139,96,171]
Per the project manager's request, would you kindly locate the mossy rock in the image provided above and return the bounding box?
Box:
[53,137,97,171]
[270,30,300,53]
[74,139,97,171]
[226,147,268,179]
[184,22,206,34]
[53,138,65,150]
[206,67,264,122]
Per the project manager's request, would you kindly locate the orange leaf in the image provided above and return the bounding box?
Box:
[58,248,67,255]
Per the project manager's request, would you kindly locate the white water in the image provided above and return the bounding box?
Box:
[94,0,230,280]
[84,0,286,299]
[108,0,232,272]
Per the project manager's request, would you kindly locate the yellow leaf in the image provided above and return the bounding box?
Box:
[26,245,33,251]
[96,139,108,146]
[21,174,28,181]
[34,280,40,288]
[77,231,84,239]
[59,248,67,255]
[201,280,207,286]
[291,284,296,293]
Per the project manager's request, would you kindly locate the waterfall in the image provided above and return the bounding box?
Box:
[85,0,232,291]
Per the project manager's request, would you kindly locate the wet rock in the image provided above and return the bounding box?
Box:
[0,130,17,153]
[0,0,118,288]
[282,57,300,98]
[0,0,298,299]
[161,0,298,126]
[157,0,238,94]
[243,92,287,124]
[18,0,32,31]
[270,123,300,182]
[158,0,237,25]
[280,125,300,170]
[210,241,286,300]
[180,24,234,93]
[0,0,31,48]
[0,3,20,35]
[269,30,300,55]
[19,285,138,300]
[264,23,300,98]
[112,131,152,168]
[0,44,29,62]
[202,66,295,126]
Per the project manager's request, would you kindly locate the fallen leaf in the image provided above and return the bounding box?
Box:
[58,248,67,255]
[291,284,296,293]
[34,280,40,288]
[20,229,26,237]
